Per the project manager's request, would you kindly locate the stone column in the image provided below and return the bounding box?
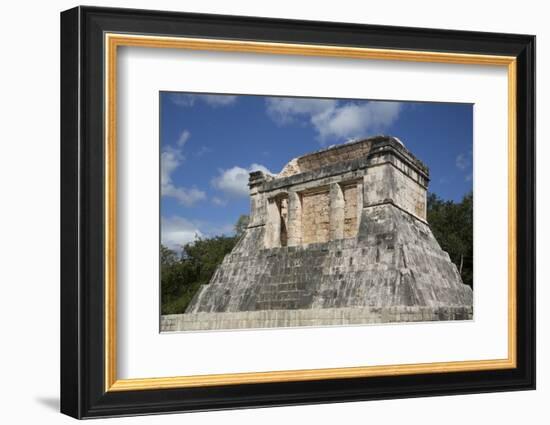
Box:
[248,171,267,227]
[287,191,302,246]
[265,198,281,248]
[356,179,364,229]
[329,183,344,240]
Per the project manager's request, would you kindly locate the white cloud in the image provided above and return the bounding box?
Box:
[211,163,271,198]
[266,98,337,125]
[202,95,238,107]
[211,196,228,207]
[456,151,473,182]
[314,102,401,142]
[161,216,202,250]
[194,146,213,157]
[163,184,207,206]
[161,135,207,206]
[265,98,402,143]
[456,153,471,170]
[161,216,238,250]
[176,130,191,147]
[160,146,182,188]
[169,93,237,108]
[169,94,196,107]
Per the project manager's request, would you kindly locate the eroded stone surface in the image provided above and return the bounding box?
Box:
[163,136,473,331]
[162,306,472,331]
[185,205,472,313]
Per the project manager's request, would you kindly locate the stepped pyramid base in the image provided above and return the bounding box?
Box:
[162,203,473,332]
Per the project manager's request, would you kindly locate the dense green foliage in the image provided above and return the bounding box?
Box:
[161,215,248,314]
[427,191,473,287]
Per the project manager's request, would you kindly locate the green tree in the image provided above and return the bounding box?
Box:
[160,244,178,266]
[427,191,473,287]
[161,218,246,315]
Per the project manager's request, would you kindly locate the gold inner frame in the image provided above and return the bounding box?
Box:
[104,33,517,392]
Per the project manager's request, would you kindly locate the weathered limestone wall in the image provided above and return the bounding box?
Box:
[248,171,269,228]
[392,167,427,220]
[255,137,429,251]
[363,162,427,221]
[264,198,280,248]
[343,183,359,238]
[302,189,330,244]
[329,184,344,240]
[287,191,302,246]
[162,306,472,332]
[267,180,361,248]
[293,138,374,175]
[185,203,473,315]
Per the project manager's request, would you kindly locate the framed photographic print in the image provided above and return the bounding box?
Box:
[60,6,535,419]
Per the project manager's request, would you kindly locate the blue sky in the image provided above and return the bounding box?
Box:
[160,92,473,250]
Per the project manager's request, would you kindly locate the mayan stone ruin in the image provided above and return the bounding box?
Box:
[162,135,473,332]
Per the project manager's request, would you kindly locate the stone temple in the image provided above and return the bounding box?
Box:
[161,136,473,332]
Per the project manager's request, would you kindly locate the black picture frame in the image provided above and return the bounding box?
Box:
[60,5,535,419]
